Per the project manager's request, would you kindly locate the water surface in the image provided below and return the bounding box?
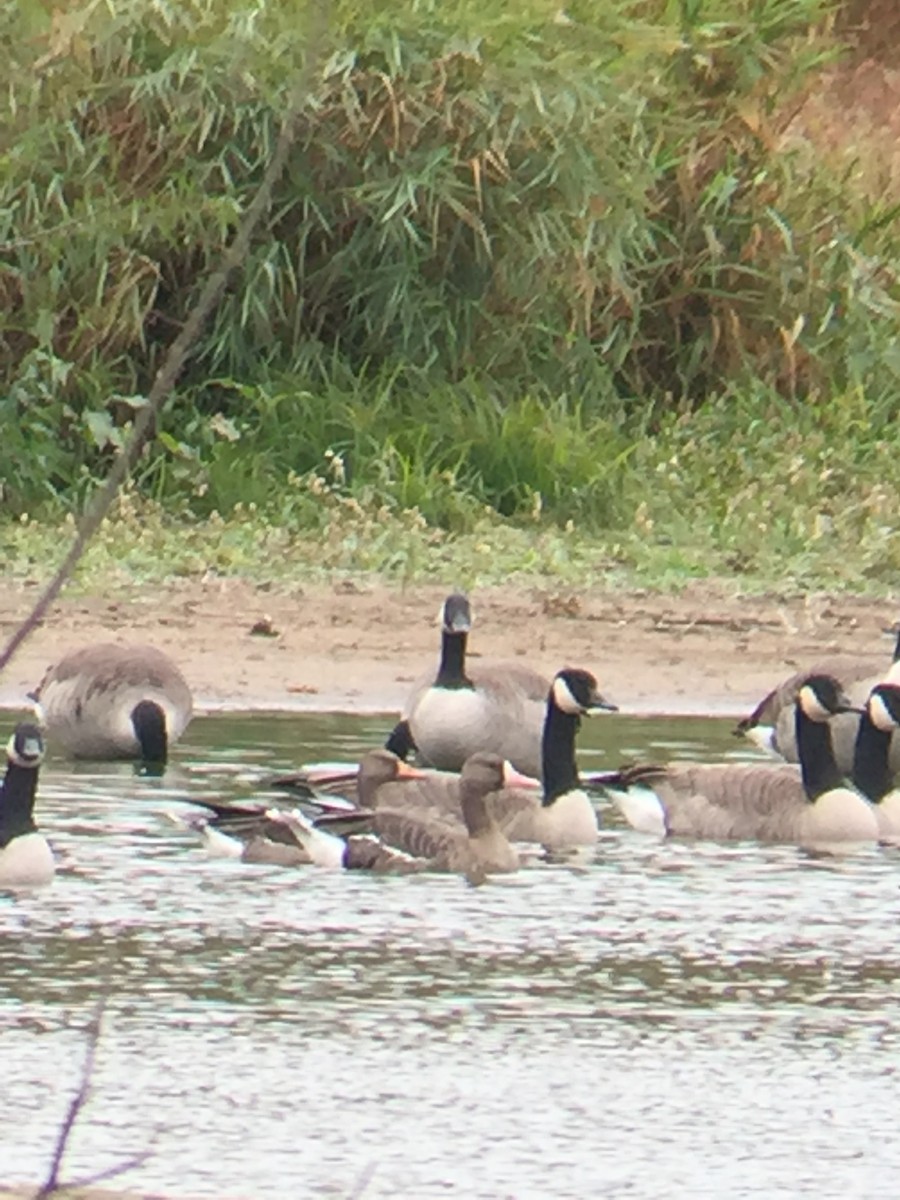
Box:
[2,712,898,1198]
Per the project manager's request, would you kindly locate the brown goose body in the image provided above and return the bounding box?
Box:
[305,668,616,850]
[33,642,192,764]
[273,752,522,876]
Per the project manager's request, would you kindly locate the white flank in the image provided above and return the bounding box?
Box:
[268,809,346,869]
[0,834,56,890]
[200,826,245,860]
[612,786,667,837]
[741,723,779,756]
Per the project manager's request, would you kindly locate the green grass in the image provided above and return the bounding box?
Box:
[3,0,900,583]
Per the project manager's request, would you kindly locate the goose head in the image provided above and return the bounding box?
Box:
[441,592,472,635]
[551,668,618,716]
[796,675,859,723]
[131,699,168,766]
[864,682,900,734]
[358,749,429,790]
[7,723,45,769]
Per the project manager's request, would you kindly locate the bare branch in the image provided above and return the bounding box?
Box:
[34,994,107,1199]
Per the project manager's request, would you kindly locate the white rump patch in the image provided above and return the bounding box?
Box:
[612,786,667,837]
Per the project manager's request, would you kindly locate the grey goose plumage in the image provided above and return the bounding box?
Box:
[269,752,522,876]
[0,723,54,890]
[385,593,550,777]
[735,625,900,772]
[32,642,193,767]
[602,674,879,852]
[321,667,617,850]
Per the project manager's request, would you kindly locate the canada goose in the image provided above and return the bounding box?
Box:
[269,752,522,876]
[851,681,900,844]
[385,592,550,777]
[0,723,54,890]
[312,668,616,850]
[735,626,900,770]
[31,643,193,766]
[601,675,879,853]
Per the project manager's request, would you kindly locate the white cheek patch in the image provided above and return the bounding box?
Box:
[884,661,900,686]
[6,735,44,767]
[868,693,900,733]
[552,676,582,715]
[798,685,834,723]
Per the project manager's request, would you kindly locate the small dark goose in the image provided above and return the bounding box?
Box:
[385,593,550,777]
[32,643,193,767]
[0,723,54,890]
[601,675,878,853]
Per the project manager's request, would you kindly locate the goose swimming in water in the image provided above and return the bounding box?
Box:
[0,722,54,890]
[600,674,878,854]
[851,679,900,845]
[385,593,550,777]
[270,752,523,877]
[31,643,193,767]
[307,667,616,850]
[734,625,900,771]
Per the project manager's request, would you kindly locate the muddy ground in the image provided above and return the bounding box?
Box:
[0,579,895,719]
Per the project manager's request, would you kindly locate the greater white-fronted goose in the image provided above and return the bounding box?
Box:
[0,723,54,890]
[385,592,550,777]
[600,675,878,853]
[734,626,900,770]
[310,667,616,850]
[31,643,193,767]
[269,751,522,877]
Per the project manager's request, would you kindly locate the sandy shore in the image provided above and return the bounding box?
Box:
[0,578,896,720]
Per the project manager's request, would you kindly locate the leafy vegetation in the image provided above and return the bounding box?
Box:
[2,0,900,590]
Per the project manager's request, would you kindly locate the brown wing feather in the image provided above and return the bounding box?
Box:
[632,762,808,841]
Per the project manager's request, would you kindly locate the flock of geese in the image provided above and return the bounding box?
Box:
[2,591,900,891]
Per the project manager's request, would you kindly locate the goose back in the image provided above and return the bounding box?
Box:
[609,675,878,851]
[34,643,193,761]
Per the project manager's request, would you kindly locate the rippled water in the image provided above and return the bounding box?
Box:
[2,712,899,1198]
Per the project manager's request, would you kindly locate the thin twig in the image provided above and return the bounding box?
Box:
[34,994,107,1199]
[346,1160,378,1199]
[0,0,329,681]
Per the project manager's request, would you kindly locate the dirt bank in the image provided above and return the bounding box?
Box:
[0,579,895,719]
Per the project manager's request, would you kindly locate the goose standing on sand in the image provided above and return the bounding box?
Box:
[851,679,900,844]
[0,723,54,890]
[269,752,522,877]
[735,625,900,771]
[601,674,878,853]
[31,643,193,767]
[386,593,550,778]
[309,668,617,850]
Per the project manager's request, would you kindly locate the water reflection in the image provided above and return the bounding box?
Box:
[1,712,899,1197]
